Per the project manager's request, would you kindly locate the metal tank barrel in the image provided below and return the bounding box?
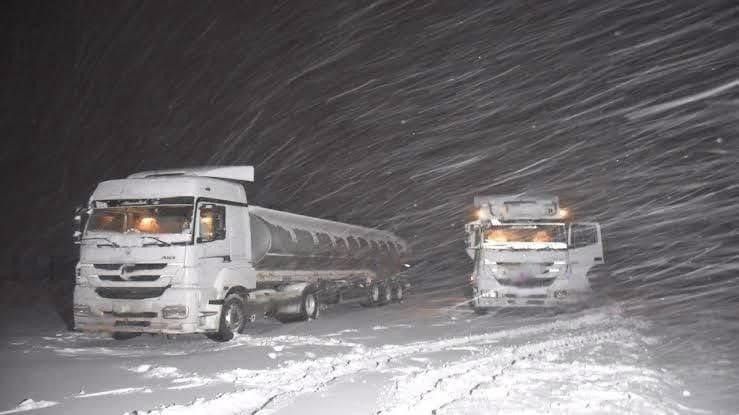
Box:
[248,206,406,279]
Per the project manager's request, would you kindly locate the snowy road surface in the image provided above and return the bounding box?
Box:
[0,289,730,414]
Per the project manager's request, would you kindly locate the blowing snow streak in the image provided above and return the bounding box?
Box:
[1,0,737,414]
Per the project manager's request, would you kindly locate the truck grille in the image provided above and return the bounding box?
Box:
[94,263,168,272]
[496,278,556,288]
[98,275,161,282]
[95,286,169,300]
[114,320,151,327]
[104,311,157,318]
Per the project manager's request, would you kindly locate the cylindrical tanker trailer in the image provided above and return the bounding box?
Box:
[72,166,409,341]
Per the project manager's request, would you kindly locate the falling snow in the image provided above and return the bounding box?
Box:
[1,1,737,414]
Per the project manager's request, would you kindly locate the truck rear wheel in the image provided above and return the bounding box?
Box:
[360,283,381,307]
[380,283,393,305]
[207,293,246,342]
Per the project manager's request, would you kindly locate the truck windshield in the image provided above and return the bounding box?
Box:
[87,205,193,235]
[483,224,566,248]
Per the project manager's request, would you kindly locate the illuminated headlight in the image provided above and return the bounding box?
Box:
[162,305,188,319]
[480,290,498,298]
[547,268,561,273]
[73,304,91,317]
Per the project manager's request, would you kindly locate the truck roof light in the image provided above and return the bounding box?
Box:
[476,208,488,220]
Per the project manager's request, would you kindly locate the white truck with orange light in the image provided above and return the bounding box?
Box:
[464,194,604,312]
[72,166,409,341]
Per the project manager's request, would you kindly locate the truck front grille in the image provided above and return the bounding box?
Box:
[99,275,161,282]
[496,278,556,288]
[95,286,169,300]
[94,263,168,272]
[114,320,151,327]
[105,311,158,318]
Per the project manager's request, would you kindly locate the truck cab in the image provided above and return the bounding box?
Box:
[465,195,604,312]
[73,167,256,339]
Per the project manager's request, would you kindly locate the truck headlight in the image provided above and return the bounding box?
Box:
[73,304,91,317]
[162,305,188,319]
[554,290,568,299]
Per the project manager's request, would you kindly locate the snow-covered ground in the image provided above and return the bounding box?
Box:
[0,288,733,415]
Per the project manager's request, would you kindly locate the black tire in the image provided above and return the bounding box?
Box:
[299,289,319,321]
[207,293,246,342]
[379,283,393,305]
[112,332,141,340]
[393,283,405,302]
[360,283,381,307]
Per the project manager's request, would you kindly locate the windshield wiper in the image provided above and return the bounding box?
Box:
[81,237,120,248]
[140,236,172,247]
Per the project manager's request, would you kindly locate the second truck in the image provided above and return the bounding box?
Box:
[465,194,604,313]
[73,166,408,341]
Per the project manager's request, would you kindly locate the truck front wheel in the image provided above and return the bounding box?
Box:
[299,289,319,320]
[207,293,246,342]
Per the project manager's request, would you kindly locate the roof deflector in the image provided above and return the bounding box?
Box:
[127,166,255,182]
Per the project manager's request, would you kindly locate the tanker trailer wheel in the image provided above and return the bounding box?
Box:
[299,289,320,321]
[392,283,405,302]
[379,283,393,305]
[207,293,246,342]
[361,283,382,307]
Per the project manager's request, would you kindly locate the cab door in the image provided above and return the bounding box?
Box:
[195,202,230,262]
[567,223,604,283]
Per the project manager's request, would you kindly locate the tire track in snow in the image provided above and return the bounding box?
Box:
[131,312,628,415]
[378,327,632,414]
[378,325,704,415]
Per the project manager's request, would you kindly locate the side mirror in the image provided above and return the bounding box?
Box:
[73,206,88,243]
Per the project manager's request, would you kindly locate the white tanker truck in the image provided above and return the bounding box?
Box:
[72,166,408,341]
[465,194,604,313]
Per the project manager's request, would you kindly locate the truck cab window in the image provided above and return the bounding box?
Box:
[199,205,226,242]
[571,224,598,248]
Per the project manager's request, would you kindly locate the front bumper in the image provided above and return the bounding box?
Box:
[471,284,590,308]
[73,285,221,334]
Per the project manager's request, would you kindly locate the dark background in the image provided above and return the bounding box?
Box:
[1,0,736,324]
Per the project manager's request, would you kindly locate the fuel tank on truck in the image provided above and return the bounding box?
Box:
[247,206,407,280]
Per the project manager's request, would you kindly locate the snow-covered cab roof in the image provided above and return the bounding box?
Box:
[474,194,561,220]
[128,166,255,182]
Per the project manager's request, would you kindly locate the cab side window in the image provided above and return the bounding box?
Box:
[571,224,597,248]
[198,205,226,242]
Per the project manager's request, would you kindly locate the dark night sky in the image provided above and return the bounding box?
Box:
[1,1,737,319]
